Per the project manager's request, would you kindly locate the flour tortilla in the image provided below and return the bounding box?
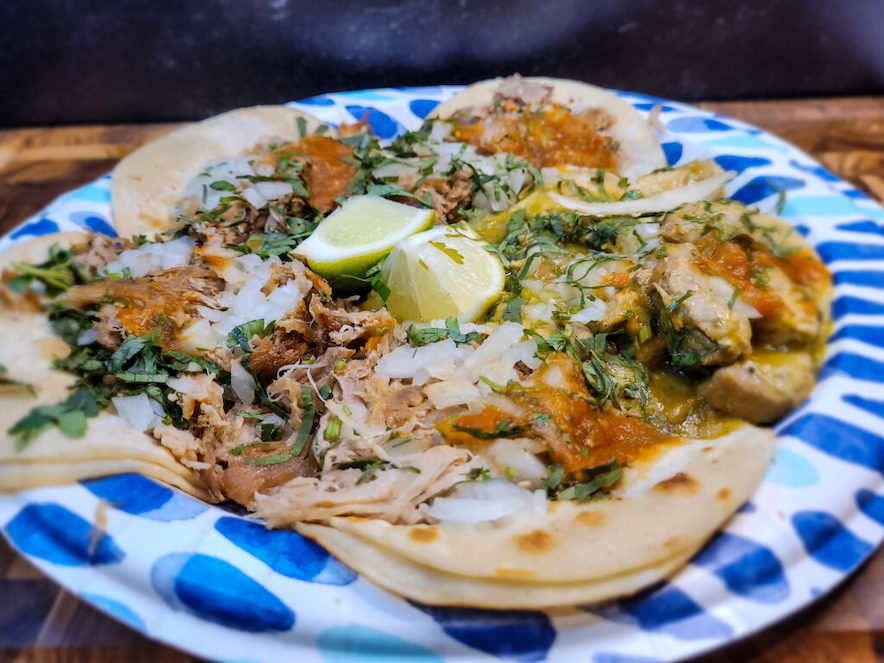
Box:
[0,233,776,608]
[295,425,774,594]
[0,231,89,272]
[0,458,214,501]
[431,76,666,180]
[112,106,331,238]
[0,235,211,500]
[297,522,701,609]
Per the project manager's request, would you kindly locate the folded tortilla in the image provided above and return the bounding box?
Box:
[292,425,774,598]
[112,105,331,238]
[430,76,667,181]
[0,234,211,500]
[297,522,701,609]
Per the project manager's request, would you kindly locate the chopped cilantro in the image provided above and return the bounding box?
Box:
[406,317,484,347]
[452,418,524,440]
[9,389,98,450]
[553,460,622,502]
[467,467,492,481]
[292,386,316,455]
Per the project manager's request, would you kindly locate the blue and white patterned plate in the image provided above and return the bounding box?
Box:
[2,86,884,663]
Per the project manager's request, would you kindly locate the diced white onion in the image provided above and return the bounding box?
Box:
[101,237,195,279]
[570,298,609,323]
[482,439,549,486]
[427,480,546,523]
[112,393,161,432]
[241,186,267,209]
[230,359,255,406]
[254,180,294,201]
[425,379,481,409]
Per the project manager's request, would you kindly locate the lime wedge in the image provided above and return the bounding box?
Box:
[294,195,434,291]
[381,225,505,322]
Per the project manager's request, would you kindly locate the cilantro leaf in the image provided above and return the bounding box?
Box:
[9,388,98,450]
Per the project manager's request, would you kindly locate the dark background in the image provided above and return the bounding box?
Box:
[1,0,883,128]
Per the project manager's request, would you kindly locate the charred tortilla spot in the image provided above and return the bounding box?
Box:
[493,567,536,580]
[664,536,689,552]
[408,526,439,544]
[513,529,556,555]
[716,488,733,507]
[574,511,606,527]
[652,472,701,497]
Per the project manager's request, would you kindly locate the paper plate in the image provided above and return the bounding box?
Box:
[2,85,884,663]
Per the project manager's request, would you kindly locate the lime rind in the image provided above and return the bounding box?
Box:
[293,195,434,290]
[382,225,505,322]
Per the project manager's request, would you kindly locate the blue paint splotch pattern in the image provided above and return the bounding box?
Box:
[661,142,682,166]
[833,271,884,288]
[215,517,355,585]
[317,624,442,663]
[408,99,439,119]
[780,413,884,472]
[856,489,884,526]
[82,474,207,521]
[344,105,403,139]
[4,503,123,566]
[792,511,873,572]
[731,175,805,206]
[830,326,884,346]
[836,219,884,235]
[820,352,884,383]
[819,242,884,263]
[691,532,789,603]
[151,553,294,632]
[69,212,116,237]
[81,593,146,632]
[409,603,555,663]
[842,394,884,419]
[713,155,771,174]
[594,585,732,641]
[766,447,820,487]
[10,218,59,240]
[593,654,661,663]
[667,117,734,133]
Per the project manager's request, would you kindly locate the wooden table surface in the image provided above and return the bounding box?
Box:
[1,97,883,663]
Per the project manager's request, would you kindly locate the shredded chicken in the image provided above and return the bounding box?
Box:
[653,243,752,365]
[74,234,137,272]
[163,373,318,507]
[494,75,553,107]
[396,170,475,224]
[67,265,224,349]
[254,445,474,525]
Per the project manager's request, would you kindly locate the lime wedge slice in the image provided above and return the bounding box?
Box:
[294,195,434,291]
[381,225,505,322]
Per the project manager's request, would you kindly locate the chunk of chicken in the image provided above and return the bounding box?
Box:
[661,199,751,244]
[653,243,752,366]
[661,199,808,257]
[704,352,815,423]
[751,265,821,347]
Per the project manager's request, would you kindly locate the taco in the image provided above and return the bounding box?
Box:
[430,75,667,181]
[0,79,832,609]
[112,105,335,238]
